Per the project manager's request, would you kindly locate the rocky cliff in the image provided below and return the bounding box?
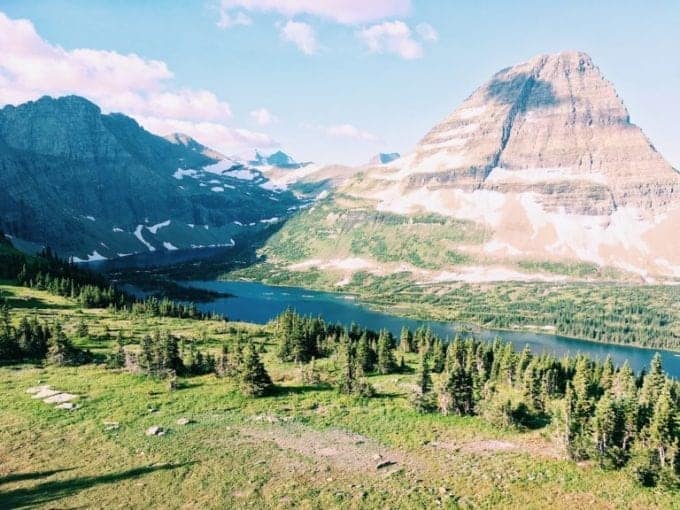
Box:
[274,51,680,281]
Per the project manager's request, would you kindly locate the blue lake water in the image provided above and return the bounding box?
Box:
[183,279,680,377]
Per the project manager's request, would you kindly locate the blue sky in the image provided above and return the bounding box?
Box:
[1,1,678,166]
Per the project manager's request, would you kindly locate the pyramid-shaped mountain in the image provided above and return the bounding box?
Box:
[274,51,680,281]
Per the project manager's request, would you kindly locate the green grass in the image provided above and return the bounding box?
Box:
[262,197,488,269]
[1,284,679,508]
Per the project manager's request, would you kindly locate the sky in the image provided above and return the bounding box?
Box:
[0,1,678,167]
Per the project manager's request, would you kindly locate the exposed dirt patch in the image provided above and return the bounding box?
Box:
[430,436,563,459]
[241,422,417,475]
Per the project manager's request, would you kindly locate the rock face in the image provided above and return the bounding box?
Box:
[407,51,677,212]
[326,51,680,280]
[0,95,300,259]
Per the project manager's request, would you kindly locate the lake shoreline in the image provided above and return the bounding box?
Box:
[179,278,680,376]
[204,277,680,356]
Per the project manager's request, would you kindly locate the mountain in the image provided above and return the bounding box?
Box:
[261,51,680,283]
[0,95,301,261]
[369,152,401,165]
[249,149,304,169]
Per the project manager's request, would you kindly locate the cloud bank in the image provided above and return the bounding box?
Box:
[0,11,274,153]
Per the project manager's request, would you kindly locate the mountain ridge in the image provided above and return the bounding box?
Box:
[0,95,301,260]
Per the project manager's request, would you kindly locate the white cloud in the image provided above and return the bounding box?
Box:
[135,115,277,153]
[280,20,317,55]
[416,22,438,42]
[217,9,252,28]
[219,0,410,24]
[325,123,379,142]
[358,21,422,60]
[0,11,269,154]
[250,107,278,125]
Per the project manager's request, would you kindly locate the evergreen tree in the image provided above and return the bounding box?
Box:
[412,351,435,413]
[239,343,273,397]
[107,333,126,369]
[355,332,373,373]
[399,326,413,353]
[646,381,676,469]
[376,329,396,375]
[593,392,623,467]
[522,362,543,411]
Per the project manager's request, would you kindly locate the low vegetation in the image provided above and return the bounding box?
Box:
[2,281,680,508]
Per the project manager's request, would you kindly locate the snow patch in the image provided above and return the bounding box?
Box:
[71,251,107,263]
[173,168,199,180]
[163,242,178,251]
[211,186,224,192]
[260,217,280,224]
[486,166,607,184]
[224,169,258,180]
[112,227,124,233]
[134,225,155,252]
[147,220,171,234]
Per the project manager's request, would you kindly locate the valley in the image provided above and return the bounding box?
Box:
[1,7,679,506]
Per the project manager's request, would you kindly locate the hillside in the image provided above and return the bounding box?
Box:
[259,52,680,284]
[2,282,680,508]
[0,96,301,261]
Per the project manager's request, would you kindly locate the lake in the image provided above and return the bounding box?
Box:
[183,279,680,377]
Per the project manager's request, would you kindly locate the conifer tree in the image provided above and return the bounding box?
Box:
[412,351,435,413]
[355,332,373,373]
[107,332,126,369]
[522,362,543,411]
[593,392,622,466]
[646,381,676,469]
[239,343,273,397]
[399,326,413,353]
[376,329,396,375]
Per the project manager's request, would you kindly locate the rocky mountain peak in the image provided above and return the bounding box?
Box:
[339,51,680,279]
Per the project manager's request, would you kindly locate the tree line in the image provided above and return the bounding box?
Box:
[0,305,91,365]
[0,235,220,320]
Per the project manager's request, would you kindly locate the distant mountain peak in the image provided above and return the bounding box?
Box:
[369,152,400,165]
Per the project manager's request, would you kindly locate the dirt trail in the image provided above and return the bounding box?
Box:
[240,421,417,475]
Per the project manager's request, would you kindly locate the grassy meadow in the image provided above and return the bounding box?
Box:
[1,283,679,509]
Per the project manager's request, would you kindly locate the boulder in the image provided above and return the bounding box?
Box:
[145,426,165,436]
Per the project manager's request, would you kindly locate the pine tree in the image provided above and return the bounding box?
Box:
[76,318,89,338]
[376,329,396,375]
[47,322,75,366]
[646,381,676,469]
[600,355,615,392]
[522,362,543,411]
[336,334,355,395]
[439,360,473,416]
[412,351,435,413]
[416,351,432,395]
[399,326,413,353]
[107,332,126,369]
[639,353,666,425]
[239,343,273,397]
[431,338,446,373]
[355,332,373,373]
[593,392,621,466]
